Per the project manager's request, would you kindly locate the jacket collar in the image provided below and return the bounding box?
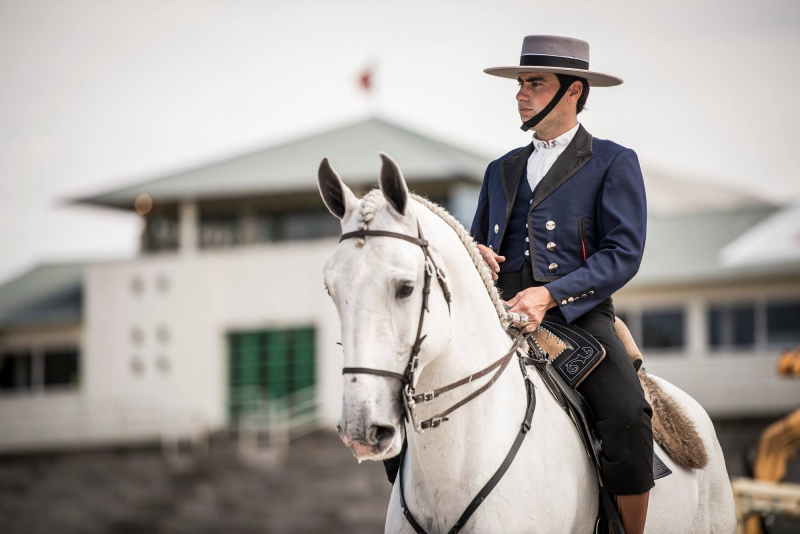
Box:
[500,142,534,208]
[530,123,594,209]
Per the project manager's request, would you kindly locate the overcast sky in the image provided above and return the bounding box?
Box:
[1,0,798,285]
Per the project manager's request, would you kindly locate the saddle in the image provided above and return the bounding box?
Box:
[522,317,671,534]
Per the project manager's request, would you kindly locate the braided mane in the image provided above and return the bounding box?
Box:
[353,189,527,332]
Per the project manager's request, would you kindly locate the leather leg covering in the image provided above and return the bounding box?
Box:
[613,492,650,534]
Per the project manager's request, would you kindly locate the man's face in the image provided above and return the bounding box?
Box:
[516,71,561,122]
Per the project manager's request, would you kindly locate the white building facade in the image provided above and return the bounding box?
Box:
[1,118,799,454]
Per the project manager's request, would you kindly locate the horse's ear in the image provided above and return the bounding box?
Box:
[318,157,358,220]
[379,152,408,216]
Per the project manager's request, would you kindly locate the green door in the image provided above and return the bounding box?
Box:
[227,327,315,422]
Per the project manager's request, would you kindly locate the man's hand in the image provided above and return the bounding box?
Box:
[477,244,505,280]
[505,287,557,332]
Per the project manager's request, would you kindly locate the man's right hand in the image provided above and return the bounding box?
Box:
[477,244,505,280]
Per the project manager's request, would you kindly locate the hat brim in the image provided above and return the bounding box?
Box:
[483,66,622,87]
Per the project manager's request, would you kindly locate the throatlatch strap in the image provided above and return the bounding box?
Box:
[520,75,577,132]
[342,367,405,381]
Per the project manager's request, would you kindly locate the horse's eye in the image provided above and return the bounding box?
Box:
[396,282,414,299]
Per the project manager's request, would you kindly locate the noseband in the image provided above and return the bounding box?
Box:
[339,221,526,433]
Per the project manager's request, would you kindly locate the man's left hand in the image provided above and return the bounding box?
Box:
[504,287,557,332]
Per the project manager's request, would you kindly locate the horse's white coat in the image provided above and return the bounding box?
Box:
[320,157,736,534]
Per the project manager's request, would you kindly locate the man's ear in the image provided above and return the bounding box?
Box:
[318,157,358,220]
[378,152,409,216]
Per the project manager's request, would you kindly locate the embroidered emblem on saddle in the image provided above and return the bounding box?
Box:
[528,318,606,389]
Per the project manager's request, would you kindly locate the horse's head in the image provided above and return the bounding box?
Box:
[318,153,452,461]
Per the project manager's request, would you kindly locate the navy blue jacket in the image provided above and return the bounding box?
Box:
[470,124,647,323]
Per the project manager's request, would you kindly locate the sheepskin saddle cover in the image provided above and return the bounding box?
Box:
[528,317,709,471]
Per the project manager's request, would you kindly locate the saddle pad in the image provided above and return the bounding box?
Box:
[530,318,606,389]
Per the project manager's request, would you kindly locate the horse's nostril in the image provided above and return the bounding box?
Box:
[336,424,345,440]
[367,424,395,446]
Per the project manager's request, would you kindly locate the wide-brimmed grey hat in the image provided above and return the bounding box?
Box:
[484,35,622,87]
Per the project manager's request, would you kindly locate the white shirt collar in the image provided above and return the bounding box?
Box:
[531,122,580,149]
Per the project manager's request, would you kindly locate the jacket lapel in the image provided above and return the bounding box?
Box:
[501,142,534,210]
[531,124,594,209]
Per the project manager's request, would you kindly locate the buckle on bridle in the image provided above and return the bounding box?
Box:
[422,391,435,402]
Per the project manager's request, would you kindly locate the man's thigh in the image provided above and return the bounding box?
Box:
[571,299,655,494]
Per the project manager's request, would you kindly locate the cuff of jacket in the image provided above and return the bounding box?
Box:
[546,284,597,324]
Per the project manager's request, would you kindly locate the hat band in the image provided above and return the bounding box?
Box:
[519,54,589,71]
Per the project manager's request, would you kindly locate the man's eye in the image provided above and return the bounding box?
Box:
[396,283,414,299]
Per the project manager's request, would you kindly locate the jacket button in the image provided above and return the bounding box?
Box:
[529,199,532,204]
[525,237,529,243]
[489,245,494,250]
[561,299,568,306]
[588,290,594,295]
[546,221,556,230]
[568,297,574,303]
[524,249,530,256]
[525,223,528,228]
[581,293,588,298]
[494,224,499,234]
[547,241,556,251]
[549,263,558,273]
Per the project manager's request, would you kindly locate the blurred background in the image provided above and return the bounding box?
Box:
[1,1,799,532]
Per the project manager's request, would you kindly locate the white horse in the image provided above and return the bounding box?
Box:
[318,153,736,534]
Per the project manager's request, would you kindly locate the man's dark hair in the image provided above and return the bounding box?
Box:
[556,74,589,114]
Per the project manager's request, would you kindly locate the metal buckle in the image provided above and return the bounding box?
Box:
[425,258,435,277]
[409,355,419,374]
[422,391,435,402]
[430,417,443,428]
[435,266,448,281]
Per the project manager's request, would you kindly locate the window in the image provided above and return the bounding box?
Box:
[199,213,240,248]
[0,352,32,392]
[254,210,340,243]
[44,348,80,387]
[227,327,315,422]
[0,347,80,394]
[708,303,756,351]
[642,309,685,350]
[766,301,800,348]
[144,212,179,252]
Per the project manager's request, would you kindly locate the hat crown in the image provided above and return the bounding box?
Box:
[521,35,590,63]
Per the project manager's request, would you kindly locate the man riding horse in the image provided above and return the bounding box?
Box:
[473,35,653,534]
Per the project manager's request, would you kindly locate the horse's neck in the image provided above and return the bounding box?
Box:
[402,213,534,522]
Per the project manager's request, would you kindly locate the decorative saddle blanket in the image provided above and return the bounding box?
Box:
[528,318,606,388]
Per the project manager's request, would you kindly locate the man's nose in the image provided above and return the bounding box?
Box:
[517,87,527,102]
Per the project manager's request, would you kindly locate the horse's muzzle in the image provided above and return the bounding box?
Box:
[337,421,397,459]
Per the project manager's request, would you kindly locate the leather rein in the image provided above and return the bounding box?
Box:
[338,221,538,534]
[339,221,524,433]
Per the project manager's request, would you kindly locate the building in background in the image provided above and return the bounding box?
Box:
[0,117,798,453]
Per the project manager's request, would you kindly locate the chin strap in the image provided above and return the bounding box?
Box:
[520,75,577,132]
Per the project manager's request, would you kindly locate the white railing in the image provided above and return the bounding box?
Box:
[232,386,321,449]
[0,394,209,454]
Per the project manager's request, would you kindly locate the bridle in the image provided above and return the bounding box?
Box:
[339,220,527,433]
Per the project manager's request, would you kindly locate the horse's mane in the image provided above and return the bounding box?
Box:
[354,189,527,332]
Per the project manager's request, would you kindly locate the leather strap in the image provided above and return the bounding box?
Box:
[520,75,577,132]
[340,229,428,247]
[342,367,405,381]
[397,356,537,534]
